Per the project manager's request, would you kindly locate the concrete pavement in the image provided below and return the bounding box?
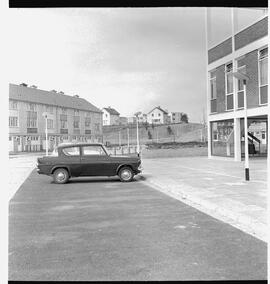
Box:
[9,171,267,280]
[9,153,268,242]
[141,156,268,242]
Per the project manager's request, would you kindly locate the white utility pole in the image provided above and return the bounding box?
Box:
[42,112,49,156]
[233,72,250,180]
[119,130,121,147]
[127,128,129,148]
[134,112,142,154]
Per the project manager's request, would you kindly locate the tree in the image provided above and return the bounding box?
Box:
[167,126,173,135]
[181,113,189,123]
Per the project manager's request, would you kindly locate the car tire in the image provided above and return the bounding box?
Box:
[53,168,69,184]
[118,166,134,182]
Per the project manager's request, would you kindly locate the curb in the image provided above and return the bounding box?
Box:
[141,176,267,243]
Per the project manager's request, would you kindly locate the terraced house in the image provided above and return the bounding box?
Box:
[206,8,268,160]
[9,83,103,152]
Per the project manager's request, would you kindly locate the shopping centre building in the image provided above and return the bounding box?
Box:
[206,8,268,161]
[9,83,103,152]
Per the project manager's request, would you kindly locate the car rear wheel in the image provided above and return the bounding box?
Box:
[53,168,69,184]
[118,167,134,182]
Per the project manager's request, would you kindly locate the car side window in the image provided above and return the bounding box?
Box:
[82,146,106,156]
[62,146,80,156]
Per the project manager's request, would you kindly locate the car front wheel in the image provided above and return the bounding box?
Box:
[118,167,134,182]
[53,168,69,184]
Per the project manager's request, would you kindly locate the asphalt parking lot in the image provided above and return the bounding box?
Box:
[9,170,267,281]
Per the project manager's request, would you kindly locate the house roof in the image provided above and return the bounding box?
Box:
[148,106,168,115]
[103,107,120,115]
[9,83,102,113]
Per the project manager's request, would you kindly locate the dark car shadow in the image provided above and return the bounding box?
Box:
[51,176,143,184]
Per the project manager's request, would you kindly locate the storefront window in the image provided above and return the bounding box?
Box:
[211,119,234,157]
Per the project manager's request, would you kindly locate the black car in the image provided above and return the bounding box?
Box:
[37,143,142,184]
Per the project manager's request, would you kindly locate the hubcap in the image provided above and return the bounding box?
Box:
[121,169,131,180]
[57,171,66,182]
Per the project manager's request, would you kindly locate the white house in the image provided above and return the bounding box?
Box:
[102,107,120,126]
[169,112,183,123]
[147,106,170,124]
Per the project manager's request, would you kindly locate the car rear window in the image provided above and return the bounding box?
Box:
[62,146,80,156]
[50,148,59,156]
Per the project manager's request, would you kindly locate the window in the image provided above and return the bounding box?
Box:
[236,61,246,109]
[9,100,17,110]
[62,146,80,156]
[259,48,268,104]
[158,113,161,116]
[225,63,234,110]
[28,103,37,111]
[211,120,234,157]
[73,117,80,128]
[9,116,18,127]
[152,114,154,117]
[95,123,100,131]
[85,117,91,127]
[262,132,266,139]
[46,105,54,114]
[73,121,79,128]
[60,120,67,129]
[74,109,79,116]
[210,70,217,113]
[82,145,106,156]
[27,111,37,127]
[47,119,54,129]
[61,108,67,114]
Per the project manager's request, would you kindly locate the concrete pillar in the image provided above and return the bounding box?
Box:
[234,117,241,161]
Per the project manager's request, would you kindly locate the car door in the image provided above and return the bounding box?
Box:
[80,145,112,176]
[60,146,81,176]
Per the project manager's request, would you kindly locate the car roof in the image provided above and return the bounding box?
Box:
[57,142,103,148]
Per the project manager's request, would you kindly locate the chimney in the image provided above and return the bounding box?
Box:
[73,95,79,98]
[20,83,28,87]
[50,89,57,93]
[58,91,64,94]
[30,85,37,89]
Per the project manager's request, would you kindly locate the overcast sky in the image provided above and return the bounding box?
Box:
[6,8,265,122]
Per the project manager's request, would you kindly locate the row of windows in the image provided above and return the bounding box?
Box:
[8,102,94,117]
[9,116,100,130]
[210,47,268,113]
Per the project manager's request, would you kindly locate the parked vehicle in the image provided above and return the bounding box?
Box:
[36,143,142,184]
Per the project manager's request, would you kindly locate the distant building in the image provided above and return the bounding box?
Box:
[102,107,120,126]
[127,116,136,124]
[169,112,183,123]
[9,83,103,152]
[147,106,171,124]
[206,9,268,160]
[137,113,147,124]
[119,116,128,125]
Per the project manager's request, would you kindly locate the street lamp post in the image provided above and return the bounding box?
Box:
[42,112,49,156]
[119,130,121,147]
[127,128,129,148]
[233,72,250,181]
[134,111,142,154]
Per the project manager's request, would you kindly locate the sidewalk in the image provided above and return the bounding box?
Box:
[9,153,268,242]
[141,156,267,242]
[8,153,43,200]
